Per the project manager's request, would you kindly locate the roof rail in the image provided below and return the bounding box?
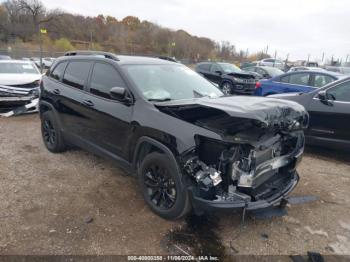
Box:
[64,50,119,61]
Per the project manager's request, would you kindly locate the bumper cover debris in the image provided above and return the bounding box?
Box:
[0,85,39,117]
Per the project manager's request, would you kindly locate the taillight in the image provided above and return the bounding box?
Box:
[255,81,261,89]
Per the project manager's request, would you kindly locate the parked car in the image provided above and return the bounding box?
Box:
[195,62,258,95]
[39,51,308,219]
[288,66,326,72]
[270,77,350,150]
[0,60,41,116]
[42,57,55,68]
[30,57,41,68]
[254,70,343,96]
[258,58,285,70]
[325,66,350,75]
[0,55,11,60]
[244,66,284,79]
[240,61,258,69]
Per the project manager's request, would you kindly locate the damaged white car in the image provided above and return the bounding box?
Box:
[0,60,41,117]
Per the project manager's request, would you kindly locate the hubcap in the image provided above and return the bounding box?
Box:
[222,83,231,95]
[42,120,56,146]
[144,164,176,209]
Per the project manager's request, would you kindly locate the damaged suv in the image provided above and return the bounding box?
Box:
[40,51,308,220]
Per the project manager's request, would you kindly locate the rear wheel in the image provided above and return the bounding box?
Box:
[41,111,66,153]
[138,152,191,220]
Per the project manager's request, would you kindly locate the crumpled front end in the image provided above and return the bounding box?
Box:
[0,85,39,117]
[179,120,305,213]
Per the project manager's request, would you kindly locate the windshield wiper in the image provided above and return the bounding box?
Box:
[148,98,172,102]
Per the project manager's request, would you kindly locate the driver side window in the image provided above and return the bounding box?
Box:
[210,64,221,73]
[90,63,126,99]
[327,81,350,102]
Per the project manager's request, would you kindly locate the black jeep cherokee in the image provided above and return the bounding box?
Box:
[39,51,308,220]
[195,62,259,95]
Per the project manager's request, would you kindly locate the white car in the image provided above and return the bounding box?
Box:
[0,60,41,116]
[258,58,285,70]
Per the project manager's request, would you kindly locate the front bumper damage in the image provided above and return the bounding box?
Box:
[0,85,39,117]
[189,171,299,213]
[182,130,305,214]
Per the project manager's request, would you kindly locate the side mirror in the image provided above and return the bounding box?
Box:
[110,87,132,104]
[318,90,327,101]
[215,70,223,75]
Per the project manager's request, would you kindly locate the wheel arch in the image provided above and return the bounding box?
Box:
[132,136,181,177]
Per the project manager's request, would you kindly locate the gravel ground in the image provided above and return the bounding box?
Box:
[0,114,350,258]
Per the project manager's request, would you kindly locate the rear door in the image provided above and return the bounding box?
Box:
[80,62,133,158]
[310,73,335,88]
[207,63,223,84]
[59,60,92,135]
[308,80,350,143]
[272,72,313,94]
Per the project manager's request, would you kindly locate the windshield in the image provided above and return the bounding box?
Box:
[123,64,223,101]
[0,62,39,74]
[218,63,242,73]
[264,67,284,77]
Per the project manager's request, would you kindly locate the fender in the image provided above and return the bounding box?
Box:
[38,100,63,129]
[132,136,181,177]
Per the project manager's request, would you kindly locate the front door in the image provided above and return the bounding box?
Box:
[307,80,350,143]
[80,62,133,158]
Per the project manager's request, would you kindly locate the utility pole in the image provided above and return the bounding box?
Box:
[307,54,310,63]
[89,31,93,50]
[346,54,349,64]
[321,52,325,62]
[245,48,249,60]
[265,45,269,55]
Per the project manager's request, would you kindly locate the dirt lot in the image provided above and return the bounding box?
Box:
[1,114,350,258]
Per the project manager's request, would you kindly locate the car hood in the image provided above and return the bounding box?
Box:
[224,71,256,79]
[155,96,308,129]
[0,74,41,85]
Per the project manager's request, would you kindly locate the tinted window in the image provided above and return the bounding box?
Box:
[198,63,210,71]
[210,64,221,73]
[289,73,310,85]
[313,74,334,88]
[62,61,91,90]
[280,75,290,83]
[327,81,350,102]
[90,63,126,99]
[50,62,66,81]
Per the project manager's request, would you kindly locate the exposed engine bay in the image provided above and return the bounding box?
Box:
[156,96,308,207]
[183,130,304,203]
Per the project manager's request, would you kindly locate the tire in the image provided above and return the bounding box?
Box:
[221,81,233,95]
[41,111,66,153]
[138,152,191,220]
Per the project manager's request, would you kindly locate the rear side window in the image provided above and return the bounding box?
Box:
[289,73,310,85]
[50,62,66,81]
[313,74,334,88]
[327,81,350,102]
[90,63,126,99]
[63,61,91,90]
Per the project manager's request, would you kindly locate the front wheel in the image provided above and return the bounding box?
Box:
[138,152,191,220]
[221,81,233,95]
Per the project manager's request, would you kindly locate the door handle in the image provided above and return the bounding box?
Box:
[82,99,94,107]
[53,89,60,95]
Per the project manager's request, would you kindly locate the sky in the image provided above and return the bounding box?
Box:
[41,0,349,61]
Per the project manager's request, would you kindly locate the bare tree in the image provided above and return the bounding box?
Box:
[18,0,61,70]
